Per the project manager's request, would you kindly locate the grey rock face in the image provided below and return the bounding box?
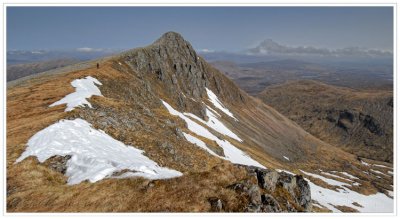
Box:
[295,175,312,210]
[224,166,312,212]
[277,171,297,195]
[248,185,262,205]
[260,194,282,212]
[123,32,208,102]
[256,168,279,191]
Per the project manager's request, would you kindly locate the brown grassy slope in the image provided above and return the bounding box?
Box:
[258,80,393,163]
[6,62,247,212]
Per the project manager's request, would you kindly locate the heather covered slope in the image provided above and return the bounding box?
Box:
[258,80,393,163]
[7,32,393,212]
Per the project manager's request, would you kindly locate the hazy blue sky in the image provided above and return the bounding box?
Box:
[7,7,393,51]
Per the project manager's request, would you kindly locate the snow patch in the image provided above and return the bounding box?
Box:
[312,203,325,209]
[205,88,237,121]
[306,178,393,213]
[283,156,290,161]
[370,169,389,176]
[182,132,220,158]
[339,172,360,180]
[162,100,263,168]
[301,170,393,213]
[373,164,393,169]
[205,105,221,117]
[361,160,370,166]
[50,76,103,112]
[300,170,352,187]
[185,108,242,142]
[320,172,353,182]
[16,119,182,185]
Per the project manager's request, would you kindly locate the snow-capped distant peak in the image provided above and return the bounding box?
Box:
[50,76,103,112]
[16,118,182,185]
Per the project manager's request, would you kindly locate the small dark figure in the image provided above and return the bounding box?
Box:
[96,63,99,69]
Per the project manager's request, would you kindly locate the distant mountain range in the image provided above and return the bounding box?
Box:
[247,39,392,58]
[211,59,393,95]
[7,49,122,65]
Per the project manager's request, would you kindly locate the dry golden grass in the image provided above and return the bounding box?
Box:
[7,58,390,212]
[6,60,251,212]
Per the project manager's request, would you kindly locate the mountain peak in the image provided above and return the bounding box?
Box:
[155,31,185,43]
[153,31,193,53]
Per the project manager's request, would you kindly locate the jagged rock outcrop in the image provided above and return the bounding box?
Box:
[123,32,208,100]
[120,32,248,116]
[224,166,312,212]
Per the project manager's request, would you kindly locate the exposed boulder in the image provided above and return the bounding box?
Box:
[260,194,281,212]
[224,166,312,212]
[256,168,279,191]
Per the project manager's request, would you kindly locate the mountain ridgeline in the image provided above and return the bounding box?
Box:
[7,32,393,212]
[122,32,248,109]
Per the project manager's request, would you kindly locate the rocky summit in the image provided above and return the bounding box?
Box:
[6,32,393,213]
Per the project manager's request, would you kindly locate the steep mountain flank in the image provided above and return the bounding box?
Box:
[258,80,393,162]
[7,32,393,212]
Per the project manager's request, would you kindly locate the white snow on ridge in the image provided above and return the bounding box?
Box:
[339,172,360,180]
[300,170,393,213]
[320,172,352,182]
[16,119,182,185]
[205,88,238,121]
[205,105,221,117]
[182,132,221,158]
[312,203,325,209]
[306,178,393,213]
[300,170,351,187]
[373,164,393,169]
[50,76,103,112]
[361,160,370,166]
[283,156,290,161]
[370,169,390,177]
[161,100,264,168]
[161,100,216,140]
[185,109,242,142]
